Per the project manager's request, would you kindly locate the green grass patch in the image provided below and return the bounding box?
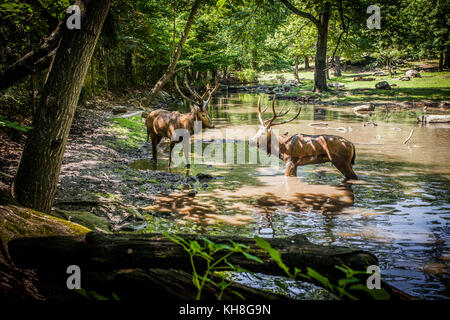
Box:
[107,116,146,151]
[261,70,450,104]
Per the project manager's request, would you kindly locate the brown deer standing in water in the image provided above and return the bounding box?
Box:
[145,75,218,172]
[250,97,357,180]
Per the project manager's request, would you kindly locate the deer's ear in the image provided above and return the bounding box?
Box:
[191,104,201,112]
[283,131,289,136]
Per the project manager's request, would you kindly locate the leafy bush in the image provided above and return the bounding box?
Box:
[236,68,258,82]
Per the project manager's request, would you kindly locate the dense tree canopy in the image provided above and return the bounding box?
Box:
[0,0,448,98]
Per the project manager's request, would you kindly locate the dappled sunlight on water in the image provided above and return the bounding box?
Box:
[135,93,449,299]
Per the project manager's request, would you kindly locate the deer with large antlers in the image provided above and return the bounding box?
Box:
[250,97,358,180]
[145,75,219,171]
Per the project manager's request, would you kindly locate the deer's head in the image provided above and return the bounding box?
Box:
[250,96,301,153]
[175,75,219,129]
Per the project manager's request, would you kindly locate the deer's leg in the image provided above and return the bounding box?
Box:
[331,155,358,180]
[285,158,298,177]
[151,135,162,170]
[168,141,176,170]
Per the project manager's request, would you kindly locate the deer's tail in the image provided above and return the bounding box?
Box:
[351,144,356,165]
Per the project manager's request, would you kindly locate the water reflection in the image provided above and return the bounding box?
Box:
[137,93,449,299]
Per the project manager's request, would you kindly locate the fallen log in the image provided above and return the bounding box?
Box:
[79,268,290,300]
[9,232,376,276]
[8,232,410,299]
[417,115,450,124]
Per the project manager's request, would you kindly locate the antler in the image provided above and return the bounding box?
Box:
[184,73,203,101]
[257,96,301,128]
[175,75,198,106]
[256,97,277,126]
[205,78,219,104]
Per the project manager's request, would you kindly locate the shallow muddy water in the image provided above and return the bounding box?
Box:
[136,94,450,299]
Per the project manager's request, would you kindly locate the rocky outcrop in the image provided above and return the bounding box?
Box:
[375,81,391,90]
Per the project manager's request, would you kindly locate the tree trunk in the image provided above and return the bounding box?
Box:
[12,0,111,213]
[313,2,331,92]
[333,56,342,76]
[294,55,300,82]
[439,52,444,71]
[146,0,202,106]
[90,56,95,96]
[304,55,309,69]
[8,232,412,300]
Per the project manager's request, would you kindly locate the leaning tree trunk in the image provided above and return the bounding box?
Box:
[333,55,342,76]
[13,0,111,213]
[146,0,202,106]
[313,2,331,92]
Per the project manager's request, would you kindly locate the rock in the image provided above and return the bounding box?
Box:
[373,71,387,76]
[399,76,411,81]
[391,83,397,86]
[439,101,450,109]
[375,81,391,90]
[201,183,209,189]
[196,173,214,181]
[405,69,421,78]
[328,82,345,89]
[354,76,375,81]
[187,190,197,197]
[353,104,375,112]
[112,106,128,114]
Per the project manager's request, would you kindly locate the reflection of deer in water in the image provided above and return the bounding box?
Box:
[250,97,358,180]
[255,176,355,214]
[255,177,355,236]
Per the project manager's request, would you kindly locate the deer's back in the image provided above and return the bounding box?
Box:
[146,109,182,138]
[280,134,354,159]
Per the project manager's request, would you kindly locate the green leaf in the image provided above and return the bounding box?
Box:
[216,0,227,10]
[241,251,264,263]
[307,268,331,289]
[254,235,290,274]
[231,290,246,300]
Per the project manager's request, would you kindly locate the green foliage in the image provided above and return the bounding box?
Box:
[236,68,258,82]
[164,232,263,300]
[254,235,391,300]
[0,115,32,132]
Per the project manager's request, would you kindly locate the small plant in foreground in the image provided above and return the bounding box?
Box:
[164,232,263,300]
[254,235,390,300]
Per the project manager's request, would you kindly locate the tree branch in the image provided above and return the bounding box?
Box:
[0,21,63,90]
[278,0,319,26]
